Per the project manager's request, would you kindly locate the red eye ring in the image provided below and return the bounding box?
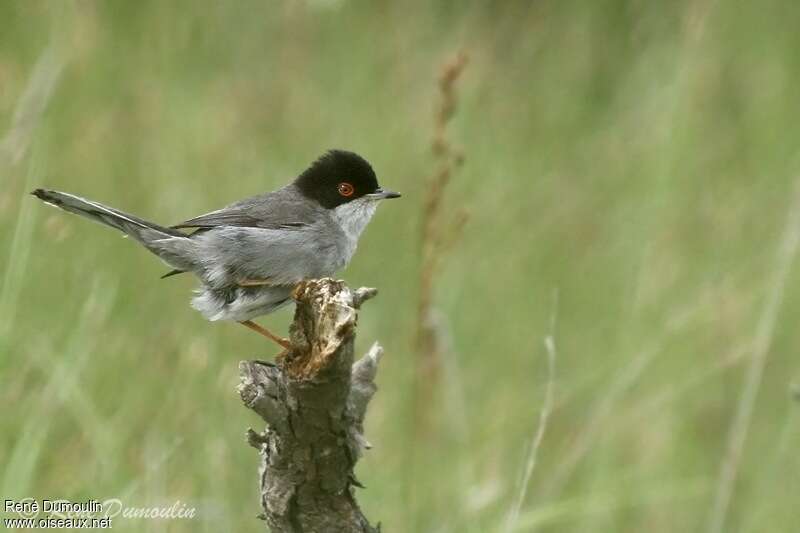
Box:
[338,182,354,197]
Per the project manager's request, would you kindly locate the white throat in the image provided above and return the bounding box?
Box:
[331,198,378,263]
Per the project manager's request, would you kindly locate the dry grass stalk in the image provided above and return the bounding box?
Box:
[414,51,469,417]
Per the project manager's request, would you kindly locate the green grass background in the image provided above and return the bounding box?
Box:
[2,1,800,531]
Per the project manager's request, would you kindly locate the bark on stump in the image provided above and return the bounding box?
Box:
[238,278,382,533]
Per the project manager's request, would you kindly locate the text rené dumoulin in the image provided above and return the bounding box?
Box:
[4,498,196,520]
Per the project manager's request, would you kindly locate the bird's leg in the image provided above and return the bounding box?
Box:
[239,320,291,349]
[238,279,273,287]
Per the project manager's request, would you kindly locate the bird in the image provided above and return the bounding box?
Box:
[32,149,401,348]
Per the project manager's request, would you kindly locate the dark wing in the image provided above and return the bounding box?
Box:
[170,188,315,231]
[171,209,266,229]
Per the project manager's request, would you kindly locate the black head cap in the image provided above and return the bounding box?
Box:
[295,150,381,209]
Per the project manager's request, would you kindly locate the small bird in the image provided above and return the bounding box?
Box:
[32,150,400,347]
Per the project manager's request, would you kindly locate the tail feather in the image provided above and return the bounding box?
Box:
[32,188,197,272]
[32,189,186,238]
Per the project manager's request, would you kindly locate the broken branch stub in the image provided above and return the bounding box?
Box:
[238,278,382,533]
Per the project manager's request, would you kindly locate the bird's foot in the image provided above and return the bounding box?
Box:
[239,320,292,349]
[238,279,273,287]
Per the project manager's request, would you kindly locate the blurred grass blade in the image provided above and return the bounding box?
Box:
[504,290,558,533]
[707,178,800,533]
[0,153,43,347]
[515,479,709,531]
[0,43,66,170]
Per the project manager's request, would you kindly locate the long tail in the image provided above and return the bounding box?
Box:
[32,188,197,272]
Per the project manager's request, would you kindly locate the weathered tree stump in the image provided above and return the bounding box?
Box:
[238,278,383,533]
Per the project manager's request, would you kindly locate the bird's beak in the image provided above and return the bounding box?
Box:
[371,188,402,200]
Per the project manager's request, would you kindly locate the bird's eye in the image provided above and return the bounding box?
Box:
[338,182,354,197]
